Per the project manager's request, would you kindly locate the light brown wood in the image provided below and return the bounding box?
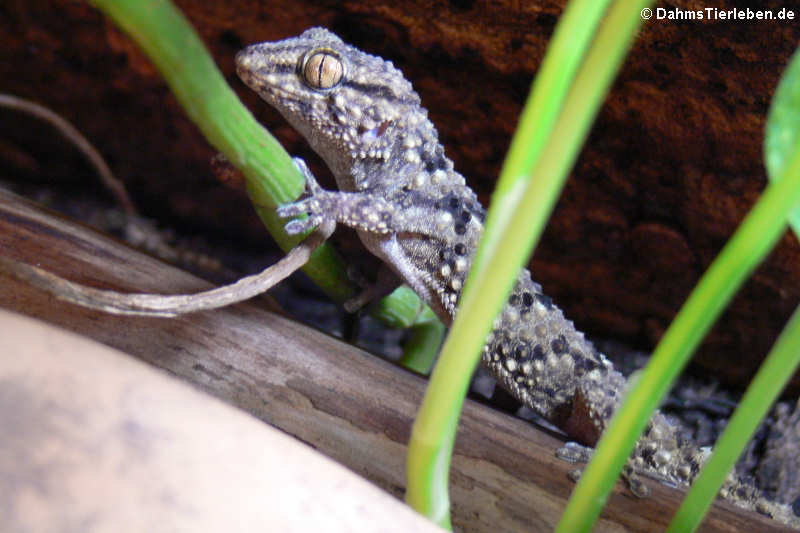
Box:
[0,189,789,532]
[0,308,445,533]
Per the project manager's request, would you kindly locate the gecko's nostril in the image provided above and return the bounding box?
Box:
[234,48,250,68]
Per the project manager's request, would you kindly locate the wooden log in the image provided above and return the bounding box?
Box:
[0,189,788,532]
[0,308,444,533]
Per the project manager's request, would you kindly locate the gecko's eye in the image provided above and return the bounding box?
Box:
[301,50,343,90]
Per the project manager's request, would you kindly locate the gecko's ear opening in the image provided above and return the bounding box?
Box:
[357,120,392,143]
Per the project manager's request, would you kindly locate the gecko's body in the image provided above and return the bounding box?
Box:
[236,28,798,526]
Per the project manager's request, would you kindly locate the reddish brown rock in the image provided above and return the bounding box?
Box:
[1,0,798,391]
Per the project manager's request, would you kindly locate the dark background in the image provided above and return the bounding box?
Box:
[1,0,799,391]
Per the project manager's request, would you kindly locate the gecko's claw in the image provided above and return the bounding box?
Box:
[292,156,323,194]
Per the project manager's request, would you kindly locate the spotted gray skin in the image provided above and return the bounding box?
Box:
[236,28,798,527]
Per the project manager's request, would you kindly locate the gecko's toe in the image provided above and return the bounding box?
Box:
[277,196,320,219]
[622,467,650,498]
[556,441,593,463]
[276,203,304,219]
[567,468,583,483]
[284,216,321,235]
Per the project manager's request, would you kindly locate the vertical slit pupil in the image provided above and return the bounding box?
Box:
[317,55,327,86]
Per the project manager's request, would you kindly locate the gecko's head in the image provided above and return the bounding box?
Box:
[236,28,427,172]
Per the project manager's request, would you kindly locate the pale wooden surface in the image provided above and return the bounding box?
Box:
[0,308,445,533]
[0,189,789,532]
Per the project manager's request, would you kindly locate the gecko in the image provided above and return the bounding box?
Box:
[235,27,799,527]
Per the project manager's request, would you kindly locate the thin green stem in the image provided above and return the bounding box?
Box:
[86,0,432,329]
[89,0,320,276]
[405,0,623,526]
[400,320,446,375]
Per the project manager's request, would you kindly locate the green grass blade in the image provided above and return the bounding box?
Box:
[765,49,800,238]
[558,85,800,533]
[87,0,432,328]
[667,46,800,533]
[404,0,637,526]
[667,303,800,532]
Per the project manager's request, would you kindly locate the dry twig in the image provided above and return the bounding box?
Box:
[0,93,136,215]
[0,220,333,316]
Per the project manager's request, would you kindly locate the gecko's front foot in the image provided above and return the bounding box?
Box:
[556,441,650,498]
[277,196,330,235]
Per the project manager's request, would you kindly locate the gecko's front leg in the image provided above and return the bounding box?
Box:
[278,160,453,242]
[277,162,396,237]
[277,158,418,312]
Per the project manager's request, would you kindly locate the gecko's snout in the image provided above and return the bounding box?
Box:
[234,44,290,94]
[234,47,257,78]
[234,46,273,93]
